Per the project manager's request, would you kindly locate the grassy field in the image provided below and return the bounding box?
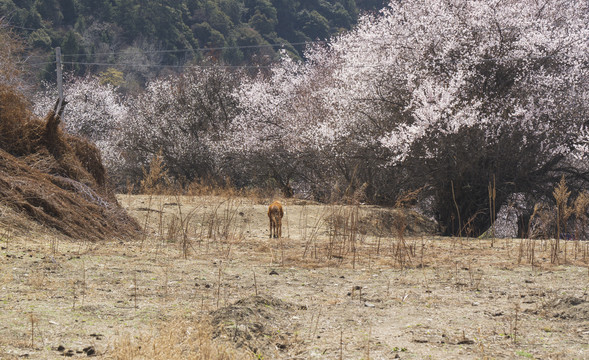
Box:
[0,195,588,359]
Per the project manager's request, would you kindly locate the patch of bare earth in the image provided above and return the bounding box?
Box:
[0,195,588,359]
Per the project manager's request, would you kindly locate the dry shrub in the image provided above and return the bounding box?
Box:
[111,316,249,360]
[394,186,424,208]
[0,25,24,86]
[362,208,439,236]
[0,85,38,154]
[528,202,554,239]
[0,85,140,240]
[140,150,170,194]
[185,177,241,198]
[528,183,589,242]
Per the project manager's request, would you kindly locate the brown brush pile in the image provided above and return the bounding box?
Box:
[0,84,140,240]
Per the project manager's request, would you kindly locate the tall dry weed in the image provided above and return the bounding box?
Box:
[322,181,368,266]
[301,206,326,261]
[574,191,589,240]
[573,191,589,259]
[552,176,573,263]
[488,176,496,246]
[392,187,423,268]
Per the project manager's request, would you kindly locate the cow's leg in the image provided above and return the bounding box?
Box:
[269,218,273,238]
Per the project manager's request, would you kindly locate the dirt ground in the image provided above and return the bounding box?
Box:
[0,195,588,359]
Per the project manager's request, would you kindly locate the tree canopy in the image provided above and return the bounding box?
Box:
[27,0,589,237]
[1,0,387,85]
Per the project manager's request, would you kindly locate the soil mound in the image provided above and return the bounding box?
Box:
[0,85,140,240]
[210,295,304,357]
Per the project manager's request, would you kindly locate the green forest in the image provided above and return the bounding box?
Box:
[1,0,386,87]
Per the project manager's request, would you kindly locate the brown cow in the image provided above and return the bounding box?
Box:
[268,201,284,238]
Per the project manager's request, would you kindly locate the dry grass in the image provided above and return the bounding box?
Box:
[1,195,588,359]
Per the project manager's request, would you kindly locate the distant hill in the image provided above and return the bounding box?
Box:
[1,0,387,87]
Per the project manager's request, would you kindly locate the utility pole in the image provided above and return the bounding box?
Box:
[55,47,64,118]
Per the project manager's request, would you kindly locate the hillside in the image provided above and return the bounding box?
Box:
[1,0,387,86]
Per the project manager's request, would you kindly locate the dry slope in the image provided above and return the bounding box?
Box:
[0,85,139,240]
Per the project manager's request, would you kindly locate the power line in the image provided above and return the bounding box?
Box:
[62,41,323,58]
[25,54,587,71]
[22,40,324,69]
[58,61,274,69]
[20,36,589,73]
[25,59,277,69]
[24,43,586,67]
[23,41,325,61]
[4,24,39,31]
[27,61,54,66]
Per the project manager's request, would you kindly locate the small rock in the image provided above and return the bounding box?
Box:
[269,270,279,275]
[83,346,96,356]
[456,338,475,345]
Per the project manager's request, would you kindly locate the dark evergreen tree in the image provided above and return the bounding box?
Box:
[6,0,390,81]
